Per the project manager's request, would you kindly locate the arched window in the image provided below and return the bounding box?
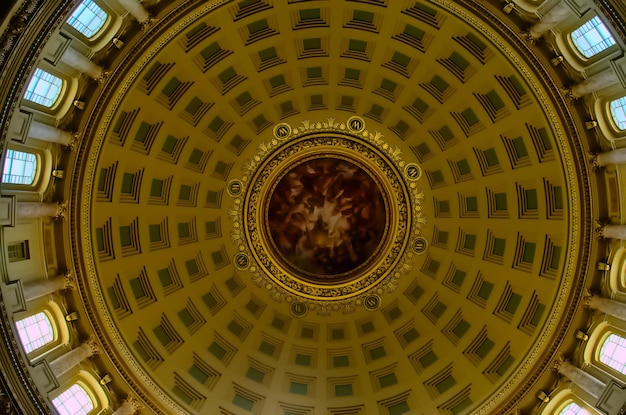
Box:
[66,0,108,39]
[51,384,94,415]
[23,68,63,107]
[599,333,626,374]
[559,402,592,415]
[571,16,616,58]
[15,312,54,353]
[2,149,38,185]
[609,97,626,131]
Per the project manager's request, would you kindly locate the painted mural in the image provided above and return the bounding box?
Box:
[268,158,386,279]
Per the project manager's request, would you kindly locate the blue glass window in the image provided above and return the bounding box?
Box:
[23,69,63,107]
[52,384,94,415]
[599,333,626,374]
[571,16,616,58]
[66,0,108,39]
[610,97,626,130]
[2,149,37,185]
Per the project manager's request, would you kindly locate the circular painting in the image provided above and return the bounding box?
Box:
[267,157,387,280]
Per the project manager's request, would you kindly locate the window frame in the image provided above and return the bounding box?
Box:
[51,382,95,415]
[593,329,626,380]
[2,148,39,186]
[608,96,626,132]
[22,68,65,109]
[584,321,626,382]
[593,95,626,142]
[49,371,109,415]
[7,240,31,263]
[62,0,120,52]
[1,144,53,193]
[13,301,69,361]
[556,401,593,415]
[15,310,55,354]
[65,0,110,40]
[541,390,600,415]
[568,14,619,62]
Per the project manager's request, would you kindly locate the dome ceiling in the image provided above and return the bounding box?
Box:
[69,0,589,414]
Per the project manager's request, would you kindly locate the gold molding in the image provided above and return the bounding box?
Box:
[230,117,426,315]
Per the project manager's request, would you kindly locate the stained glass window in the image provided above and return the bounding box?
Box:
[66,0,108,38]
[23,69,63,107]
[571,16,616,58]
[52,384,94,415]
[2,149,37,185]
[599,333,626,374]
[15,312,54,353]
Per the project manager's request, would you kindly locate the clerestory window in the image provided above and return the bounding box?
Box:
[23,69,63,107]
[599,333,626,374]
[66,0,108,39]
[559,402,592,415]
[15,312,54,353]
[51,384,94,415]
[2,149,37,185]
[609,97,626,131]
[571,16,616,58]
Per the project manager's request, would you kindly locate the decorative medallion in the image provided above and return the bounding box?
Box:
[230,118,426,314]
[412,236,429,255]
[227,179,243,197]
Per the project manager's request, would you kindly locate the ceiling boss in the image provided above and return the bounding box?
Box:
[229,117,427,315]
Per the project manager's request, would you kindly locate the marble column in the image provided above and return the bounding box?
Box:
[28,121,73,146]
[597,224,626,241]
[117,0,149,23]
[49,339,98,378]
[529,1,573,39]
[60,48,103,80]
[586,294,626,320]
[557,360,605,399]
[16,202,65,219]
[571,68,619,98]
[593,147,626,167]
[22,274,72,302]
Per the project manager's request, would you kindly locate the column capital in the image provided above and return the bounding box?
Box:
[552,355,568,372]
[96,70,110,84]
[124,394,142,411]
[594,220,609,239]
[64,269,76,290]
[523,31,540,43]
[55,201,67,220]
[140,17,157,30]
[65,132,80,150]
[84,336,100,355]
[587,152,602,170]
[562,88,580,103]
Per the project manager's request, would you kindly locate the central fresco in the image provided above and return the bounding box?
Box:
[267,157,387,281]
[229,118,426,311]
